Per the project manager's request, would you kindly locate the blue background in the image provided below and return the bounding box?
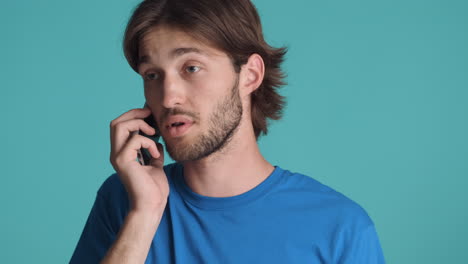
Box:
[1,0,467,263]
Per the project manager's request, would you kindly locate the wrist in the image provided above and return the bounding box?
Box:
[130,204,166,219]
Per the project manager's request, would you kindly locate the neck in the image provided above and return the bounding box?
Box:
[180,120,274,198]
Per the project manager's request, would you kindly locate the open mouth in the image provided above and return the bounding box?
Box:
[171,122,185,127]
[167,121,193,137]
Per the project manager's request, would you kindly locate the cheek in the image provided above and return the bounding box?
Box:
[144,84,166,110]
[187,79,216,105]
[192,73,230,98]
[143,85,154,101]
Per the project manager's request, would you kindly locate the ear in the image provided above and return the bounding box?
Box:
[239,53,265,98]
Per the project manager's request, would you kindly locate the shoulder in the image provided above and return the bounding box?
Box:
[276,167,374,229]
[277,169,386,262]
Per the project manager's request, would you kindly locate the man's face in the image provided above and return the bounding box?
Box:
[138,26,243,162]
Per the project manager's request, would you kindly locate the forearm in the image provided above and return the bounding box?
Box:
[101,209,164,264]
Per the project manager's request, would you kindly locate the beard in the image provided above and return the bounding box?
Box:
[164,75,243,162]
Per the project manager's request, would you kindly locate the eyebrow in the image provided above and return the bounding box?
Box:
[138,47,207,68]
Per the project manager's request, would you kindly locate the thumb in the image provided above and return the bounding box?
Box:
[150,143,165,168]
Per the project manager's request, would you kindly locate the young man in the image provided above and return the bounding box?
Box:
[71,0,385,263]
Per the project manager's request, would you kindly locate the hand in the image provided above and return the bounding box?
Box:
[109,107,169,213]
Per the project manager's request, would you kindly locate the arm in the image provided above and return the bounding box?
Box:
[103,107,169,263]
[101,209,164,264]
[337,224,386,264]
[71,107,168,263]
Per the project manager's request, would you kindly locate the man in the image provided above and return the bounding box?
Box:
[70,0,386,263]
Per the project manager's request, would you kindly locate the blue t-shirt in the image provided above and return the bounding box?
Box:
[70,163,385,263]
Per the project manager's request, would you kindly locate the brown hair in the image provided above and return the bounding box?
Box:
[123,0,287,139]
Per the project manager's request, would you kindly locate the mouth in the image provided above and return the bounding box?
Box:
[170,122,186,127]
[167,122,193,138]
[165,116,195,138]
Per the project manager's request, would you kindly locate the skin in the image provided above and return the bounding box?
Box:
[138,25,274,198]
[104,25,274,263]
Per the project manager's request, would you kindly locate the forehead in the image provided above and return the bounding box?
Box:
[138,26,225,60]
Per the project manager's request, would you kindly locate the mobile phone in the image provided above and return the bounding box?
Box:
[135,104,160,165]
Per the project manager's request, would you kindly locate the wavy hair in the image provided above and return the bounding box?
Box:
[123,0,287,139]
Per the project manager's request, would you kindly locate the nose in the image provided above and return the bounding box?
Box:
[161,73,186,109]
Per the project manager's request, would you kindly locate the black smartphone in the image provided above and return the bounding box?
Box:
[136,104,160,165]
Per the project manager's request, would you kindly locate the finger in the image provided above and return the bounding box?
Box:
[111,119,157,157]
[110,107,152,126]
[149,143,165,168]
[110,107,153,156]
[118,134,160,164]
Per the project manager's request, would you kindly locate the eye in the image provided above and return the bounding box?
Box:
[185,65,201,73]
[144,72,159,81]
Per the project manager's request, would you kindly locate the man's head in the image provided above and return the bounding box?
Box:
[122,0,287,161]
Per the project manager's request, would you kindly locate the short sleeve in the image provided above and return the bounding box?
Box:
[338,224,386,264]
[70,174,128,263]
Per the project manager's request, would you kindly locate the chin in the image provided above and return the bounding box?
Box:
[163,134,192,154]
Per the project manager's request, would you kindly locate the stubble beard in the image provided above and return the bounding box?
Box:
[165,76,243,162]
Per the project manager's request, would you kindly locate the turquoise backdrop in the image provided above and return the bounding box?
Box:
[1,0,467,263]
